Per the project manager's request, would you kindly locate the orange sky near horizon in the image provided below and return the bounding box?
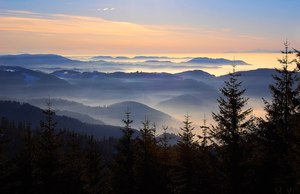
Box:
[0,12,284,56]
[0,10,299,77]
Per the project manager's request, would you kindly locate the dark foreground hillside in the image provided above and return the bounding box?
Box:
[0,101,123,138]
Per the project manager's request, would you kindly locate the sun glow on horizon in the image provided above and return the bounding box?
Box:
[66,52,283,76]
[0,11,285,56]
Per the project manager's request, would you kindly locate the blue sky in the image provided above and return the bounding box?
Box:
[0,0,299,54]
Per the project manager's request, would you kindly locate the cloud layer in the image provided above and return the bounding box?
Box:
[0,10,279,55]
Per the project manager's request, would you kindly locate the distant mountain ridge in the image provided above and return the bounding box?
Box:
[0,101,124,138]
[92,56,172,60]
[28,99,181,133]
[175,70,215,80]
[217,68,290,97]
[0,66,69,86]
[0,54,82,66]
[0,54,285,128]
[0,62,279,101]
[52,70,178,79]
[144,60,173,63]
[186,57,249,65]
[56,110,106,126]
[0,54,249,67]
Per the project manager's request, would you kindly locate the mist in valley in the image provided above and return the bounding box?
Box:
[0,54,277,135]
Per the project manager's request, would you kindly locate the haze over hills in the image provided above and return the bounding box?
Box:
[91,56,181,61]
[174,70,216,83]
[0,53,281,127]
[185,57,250,66]
[56,110,106,126]
[0,101,124,138]
[0,54,249,66]
[0,54,250,73]
[0,66,69,85]
[0,54,82,66]
[157,93,217,112]
[0,66,70,90]
[27,98,181,134]
[217,68,300,98]
[0,66,71,98]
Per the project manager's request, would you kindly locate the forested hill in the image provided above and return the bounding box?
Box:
[0,101,124,138]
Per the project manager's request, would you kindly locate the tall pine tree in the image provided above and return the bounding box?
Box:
[175,113,199,194]
[211,64,253,194]
[112,111,136,194]
[263,41,300,193]
[264,41,299,133]
[35,99,62,194]
[135,117,160,194]
[158,125,173,194]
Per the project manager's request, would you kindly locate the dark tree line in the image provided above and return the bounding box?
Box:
[1,42,300,194]
[0,103,116,194]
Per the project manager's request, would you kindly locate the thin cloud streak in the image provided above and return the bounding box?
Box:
[0,11,274,55]
[4,10,37,15]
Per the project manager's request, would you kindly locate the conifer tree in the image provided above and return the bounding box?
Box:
[35,99,61,194]
[178,113,195,149]
[264,41,299,133]
[135,117,160,194]
[198,116,218,194]
[263,41,300,192]
[293,47,300,193]
[158,125,173,194]
[160,125,170,169]
[211,64,253,194]
[211,65,253,146]
[112,111,136,194]
[175,113,199,194]
[198,115,212,148]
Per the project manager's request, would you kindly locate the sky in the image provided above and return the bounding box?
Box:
[0,0,300,55]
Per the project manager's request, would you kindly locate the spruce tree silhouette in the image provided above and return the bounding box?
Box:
[263,41,300,193]
[35,99,61,194]
[176,113,199,194]
[211,63,254,194]
[112,110,136,194]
